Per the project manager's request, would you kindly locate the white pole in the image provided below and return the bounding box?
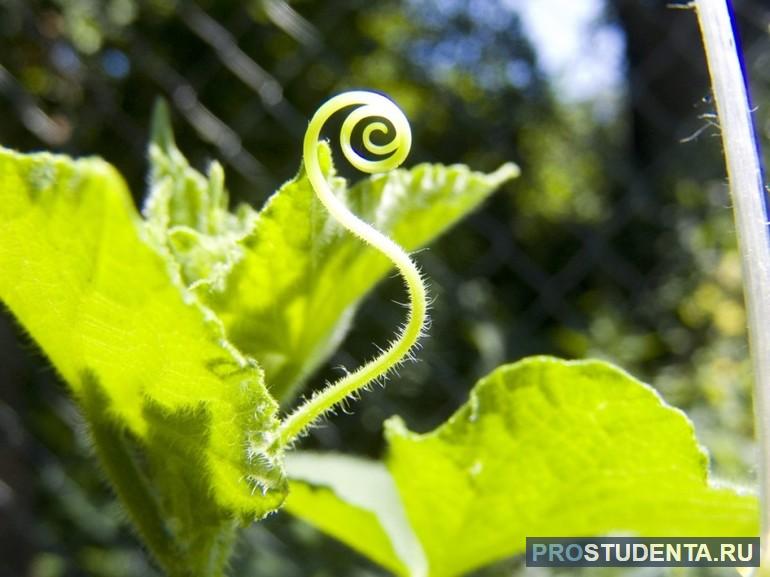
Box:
[695,0,770,558]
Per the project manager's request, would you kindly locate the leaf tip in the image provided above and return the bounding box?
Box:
[493,161,521,184]
[150,98,176,153]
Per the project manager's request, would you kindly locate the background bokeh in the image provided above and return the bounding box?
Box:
[1,1,770,576]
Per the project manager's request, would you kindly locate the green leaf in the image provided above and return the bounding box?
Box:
[0,147,286,574]
[285,356,759,577]
[143,113,515,403]
[189,142,518,402]
[286,454,426,577]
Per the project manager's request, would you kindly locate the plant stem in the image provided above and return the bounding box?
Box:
[80,378,185,577]
[276,91,428,447]
[695,0,770,546]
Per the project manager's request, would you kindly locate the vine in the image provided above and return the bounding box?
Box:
[274,91,429,448]
[695,0,770,566]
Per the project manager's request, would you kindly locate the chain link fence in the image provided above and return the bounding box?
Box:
[1,1,770,575]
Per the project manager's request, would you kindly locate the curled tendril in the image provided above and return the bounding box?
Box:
[275,91,427,448]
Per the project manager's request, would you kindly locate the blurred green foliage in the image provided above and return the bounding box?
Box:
[1,0,769,576]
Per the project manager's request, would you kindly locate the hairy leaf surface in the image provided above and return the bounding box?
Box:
[150,137,518,402]
[143,104,517,402]
[0,148,286,532]
[285,357,758,577]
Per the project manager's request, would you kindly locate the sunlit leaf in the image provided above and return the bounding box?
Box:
[0,147,286,572]
[286,357,758,577]
[171,141,518,402]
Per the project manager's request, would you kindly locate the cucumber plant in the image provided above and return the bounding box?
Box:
[0,3,763,573]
